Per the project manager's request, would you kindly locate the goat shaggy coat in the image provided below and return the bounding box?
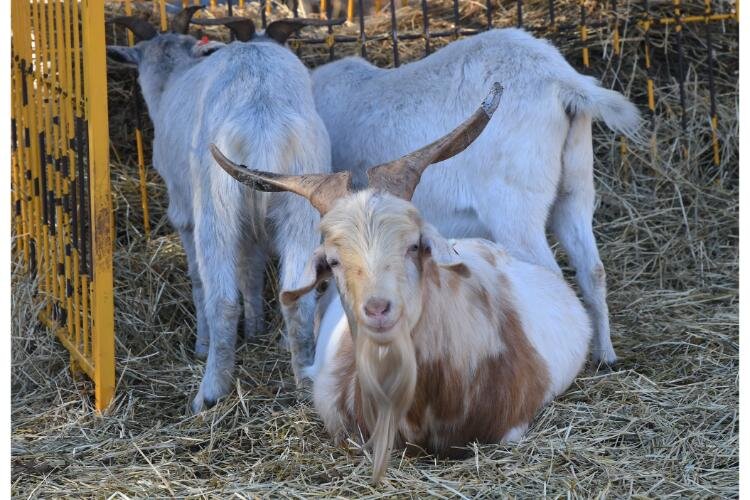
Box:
[304,192,592,478]
[312,28,639,366]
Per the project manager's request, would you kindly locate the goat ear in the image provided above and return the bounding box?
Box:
[106,46,140,66]
[280,247,332,307]
[191,40,225,58]
[420,224,468,274]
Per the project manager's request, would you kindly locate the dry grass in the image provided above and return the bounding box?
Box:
[11,1,738,497]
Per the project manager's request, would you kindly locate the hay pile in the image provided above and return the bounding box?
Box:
[12,0,737,496]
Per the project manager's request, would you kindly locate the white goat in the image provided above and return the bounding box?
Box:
[210,85,592,482]
[311,28,639,365]
[107,11,334,412]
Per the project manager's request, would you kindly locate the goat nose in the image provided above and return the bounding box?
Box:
[364,297,391,318]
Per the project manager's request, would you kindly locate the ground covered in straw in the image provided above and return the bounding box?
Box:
[12,1,737,497]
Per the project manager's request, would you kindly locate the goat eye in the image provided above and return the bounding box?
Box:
[408,243,419,253]
[327,258,339,268]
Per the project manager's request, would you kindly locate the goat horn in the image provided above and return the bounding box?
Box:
[110,16,158,41]
[191,16,256,42]
[210,144,352,215]
[367,82,503,200]
[265,17,346,45]
[171,5,204,34]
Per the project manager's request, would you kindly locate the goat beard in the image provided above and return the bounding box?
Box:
[355,326,417,483]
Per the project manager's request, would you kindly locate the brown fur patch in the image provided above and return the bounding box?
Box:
[474,285,493,321]
[447,271,462,292]
[423,260,441,288]
[407,357,464,431]
[448,263,471,278]
[477,245,497,267]
[403,274,550,458]
[452,288,550,449]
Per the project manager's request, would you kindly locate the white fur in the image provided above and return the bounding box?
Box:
[303,291,346,381]
[311,231,592,442]
[312,29,639,364]
[108,36,330,412]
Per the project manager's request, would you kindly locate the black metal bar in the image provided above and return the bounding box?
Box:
[548,0,555,25]
[29,239,37,277]
[227,0,233,16]
[453,0,459,37]
[358,0,367,59]
[75,116,88,275]
[286,20,608,47]
[292,0,302,57]
[39,133,49,228]
[261,0,267,28]
[675,8,687,131]
[20,60,28,106]
[704,22,717,120]
[422,0,431,54]
[47,184,56,236]
[516,0,523,27]
[71,174,78,249]
[11,118,17,151]
[486,0,492,29]
[389,0,399,66]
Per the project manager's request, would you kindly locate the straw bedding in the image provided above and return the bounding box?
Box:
[12,1,738,496]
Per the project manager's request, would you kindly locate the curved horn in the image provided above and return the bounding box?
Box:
[110,16,158,41]
[210,144,352,215]
[367,82,503,200]
[191,17,256,42]
[265,17,346,45]
[171,5,204,34]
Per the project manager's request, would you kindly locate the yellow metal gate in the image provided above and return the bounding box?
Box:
[11,0,115,411]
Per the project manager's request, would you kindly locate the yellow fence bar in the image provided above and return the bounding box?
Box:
[11,0,115,411]
[82,0,115,410]
[159,0,169,31]
[124,0,152,238]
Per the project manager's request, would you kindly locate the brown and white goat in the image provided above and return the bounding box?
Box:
[210,84,592,481]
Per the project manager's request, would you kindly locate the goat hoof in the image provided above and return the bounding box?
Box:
[190,392,218,414]
[194,342,209,361]
[591,346,617,367]
[598,359,619,372]
[243,320,263,342]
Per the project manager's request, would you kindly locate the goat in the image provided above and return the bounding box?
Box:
[210,84,593,481]
[107,10,335,412]
[311,28,640,366]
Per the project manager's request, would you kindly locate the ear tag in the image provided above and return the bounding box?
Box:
[198,35,209,46]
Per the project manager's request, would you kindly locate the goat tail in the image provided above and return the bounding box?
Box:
[355,332,417,483]
[558,75,641,138]
[211,133,270,242]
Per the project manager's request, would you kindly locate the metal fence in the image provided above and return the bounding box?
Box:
[11,0,736,411]
[11,0,115,411]
[115,0,737,241]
